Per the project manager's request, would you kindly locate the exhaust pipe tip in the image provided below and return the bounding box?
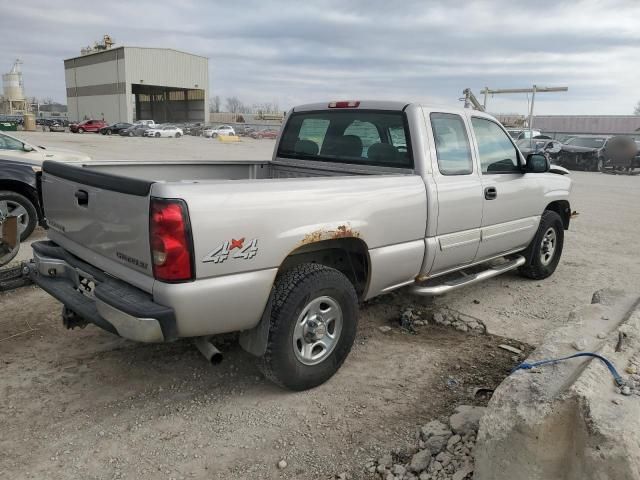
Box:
[210,350,223,365]
[194,336,223,365]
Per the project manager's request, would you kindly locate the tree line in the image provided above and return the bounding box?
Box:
[209,95,281,115]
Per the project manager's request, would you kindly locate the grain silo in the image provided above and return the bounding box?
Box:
[1,59,27,115]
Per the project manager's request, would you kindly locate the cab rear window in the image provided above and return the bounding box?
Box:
[277,110,413,168]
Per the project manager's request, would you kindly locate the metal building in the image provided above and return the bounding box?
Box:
[531,115,640,136]
[64,46,209,124]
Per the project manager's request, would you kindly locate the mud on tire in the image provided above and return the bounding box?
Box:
[258,263,359,391]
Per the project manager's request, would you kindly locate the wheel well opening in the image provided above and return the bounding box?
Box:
[279,238,370,298]
[545,200,571,230]
[0,180,41,219]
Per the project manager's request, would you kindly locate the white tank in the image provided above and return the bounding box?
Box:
[3,60,25,101]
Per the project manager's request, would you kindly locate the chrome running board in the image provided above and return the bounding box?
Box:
[410,256,526,296]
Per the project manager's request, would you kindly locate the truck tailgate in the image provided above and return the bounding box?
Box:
[41,161,155,291]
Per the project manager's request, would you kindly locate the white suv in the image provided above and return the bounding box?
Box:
[203,125,236,138]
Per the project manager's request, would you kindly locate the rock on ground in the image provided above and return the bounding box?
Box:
[369,405,483,480]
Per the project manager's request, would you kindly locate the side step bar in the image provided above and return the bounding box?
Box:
[410,256,526,296]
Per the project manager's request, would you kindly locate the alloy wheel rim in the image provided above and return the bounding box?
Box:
[0,200,29,235]
[540,227,557,266]
[292,296,343,366]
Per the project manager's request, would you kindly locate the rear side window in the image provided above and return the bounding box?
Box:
[471,117,521,174]
[430,113,473,175]
[278,110,413,168]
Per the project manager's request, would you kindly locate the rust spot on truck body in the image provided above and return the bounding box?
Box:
[299,224,360,246]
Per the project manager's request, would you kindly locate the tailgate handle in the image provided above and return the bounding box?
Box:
[75,189,89,206]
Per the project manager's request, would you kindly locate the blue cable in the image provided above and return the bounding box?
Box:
[512,352,625,387]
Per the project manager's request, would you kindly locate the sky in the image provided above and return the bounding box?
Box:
[1,0,639,115]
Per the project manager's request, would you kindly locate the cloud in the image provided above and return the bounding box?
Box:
[1,0,639,114]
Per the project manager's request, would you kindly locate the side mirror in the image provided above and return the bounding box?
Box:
[23,144,34,152]
[525,153,549,173]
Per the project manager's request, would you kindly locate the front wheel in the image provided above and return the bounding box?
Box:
[597,157,604,172]
[106,130,112,135]
[155,132,161,138]
[77,128,84,134]
[0,191,38,241]
[258,263,358,391]
[519,210,564,280]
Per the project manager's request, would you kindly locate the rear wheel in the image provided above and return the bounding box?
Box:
[519,210,564,280]
[258,263,358,391]
[129,131,134,137]
[175,132,181,138]
[0,191,37,241]
[597,157,604,172]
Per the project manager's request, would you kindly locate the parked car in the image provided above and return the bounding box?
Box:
[0,131,91,240]
[48,122,66,133]
[560,136,609,171]
[120,124,150,137]
[136,120,158,128]
[100,122,133,135]
[0,156,43,241]
[203,125,235,138]
[506,128,542,140]
[69,119,108,133]
[144,125,184,138]
[517,137,599,171]
[30,100,571,391]
[250,129,279,139]
[0,131,91,164]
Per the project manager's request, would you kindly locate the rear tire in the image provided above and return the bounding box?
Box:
[518,210,564,280]
[175,132,181,138]
[0,190,38,241]
[258,263,358,391]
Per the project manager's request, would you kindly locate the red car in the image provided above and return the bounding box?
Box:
[250,129,279,139]
[69,119,108,133]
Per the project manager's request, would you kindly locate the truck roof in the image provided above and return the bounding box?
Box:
[292,100,489,117]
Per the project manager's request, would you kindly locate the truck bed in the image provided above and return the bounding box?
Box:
[70,158,411,182]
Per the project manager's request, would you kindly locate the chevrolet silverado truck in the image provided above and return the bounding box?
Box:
[29,101,572,390]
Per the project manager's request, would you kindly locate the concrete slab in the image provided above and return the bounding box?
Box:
[474,289,640,480]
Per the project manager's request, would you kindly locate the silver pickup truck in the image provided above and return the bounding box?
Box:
[30,101,571,390]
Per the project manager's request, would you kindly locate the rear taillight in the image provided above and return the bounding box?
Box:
[328,100,360,108]
[149,199,194,282]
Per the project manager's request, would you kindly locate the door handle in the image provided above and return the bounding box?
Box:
[75,189,89,206]
[484,186,497,200]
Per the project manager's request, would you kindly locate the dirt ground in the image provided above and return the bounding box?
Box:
[0,290,524,480]
[1,132,639,479]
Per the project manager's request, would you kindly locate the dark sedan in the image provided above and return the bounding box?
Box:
[100,122,133,135]
[119,124,150,137]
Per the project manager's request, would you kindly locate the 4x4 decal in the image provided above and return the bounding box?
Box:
[203,238,259,264]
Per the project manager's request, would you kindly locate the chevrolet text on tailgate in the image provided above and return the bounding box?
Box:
[30,101,571,390]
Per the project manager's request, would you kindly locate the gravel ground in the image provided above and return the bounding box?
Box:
[1,132,639,478]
